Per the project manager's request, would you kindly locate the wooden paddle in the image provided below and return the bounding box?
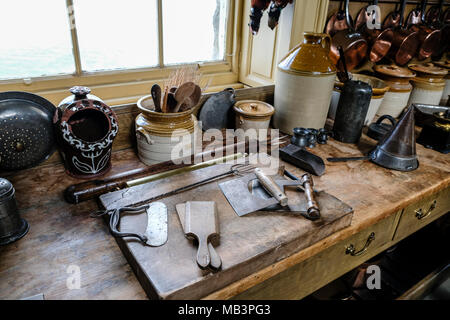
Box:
[173,82,196,113]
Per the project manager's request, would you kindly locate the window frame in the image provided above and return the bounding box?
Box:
[0,0,242,106]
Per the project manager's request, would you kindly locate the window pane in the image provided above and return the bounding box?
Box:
[0,0,75,80]
[163,0,228,65]
[73,0,158,72]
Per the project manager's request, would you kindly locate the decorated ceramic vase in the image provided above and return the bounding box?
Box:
[274,32,336,134]
[54,86,118,179]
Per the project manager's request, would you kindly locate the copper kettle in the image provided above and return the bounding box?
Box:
[330,0,368,71]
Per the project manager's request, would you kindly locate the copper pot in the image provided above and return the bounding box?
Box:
[355,0,380,31]
[406,0,441,60]
[325,0,351,37]
[410,24,441,60]
[383,2,402,29]
[388,0,420,66]
[363,27,394,62]
[330,0,368,71]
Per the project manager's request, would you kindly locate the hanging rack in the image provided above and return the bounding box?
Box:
[328,0,449,5]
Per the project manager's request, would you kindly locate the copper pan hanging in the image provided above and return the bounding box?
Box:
[358,0,393,63]
[330,0,368,71]
[383,2,403,29]
[325,0,352,37]
[425,0,444,28]
[355,0,380,30]
[388,0,420,66]
[408,0,442,60]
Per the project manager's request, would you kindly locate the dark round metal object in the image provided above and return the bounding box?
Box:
[0,91,56,170]
[0,178,29,246]
[367,115,396,141]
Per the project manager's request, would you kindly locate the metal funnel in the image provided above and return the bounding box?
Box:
[369,105,418,171]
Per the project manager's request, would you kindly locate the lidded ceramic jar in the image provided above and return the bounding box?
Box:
[136,95,197,166]
[432,60,450,105]
[374,65,416,118]
[54,86,118,179]
[234,100,275,130]
[331,74,390,125]
[274,32,336,133]
[407,63,448,106]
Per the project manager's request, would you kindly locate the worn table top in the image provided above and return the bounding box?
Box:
[0,133,449,300]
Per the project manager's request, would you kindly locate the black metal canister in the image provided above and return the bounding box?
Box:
[0,178,29,245]
[333,80,372,143]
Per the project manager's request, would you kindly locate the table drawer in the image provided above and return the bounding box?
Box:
[394,187,450,242]
[233,212,399,300]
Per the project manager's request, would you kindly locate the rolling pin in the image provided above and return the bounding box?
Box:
[254,168,288,206]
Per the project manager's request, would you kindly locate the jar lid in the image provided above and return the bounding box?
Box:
[234,100,275,117]
[0,178,14,199]
[374,65,416,78]
[433,60,450,70]
[408,63,448,76]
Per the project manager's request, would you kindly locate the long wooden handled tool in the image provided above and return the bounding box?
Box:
[65,136,288,204]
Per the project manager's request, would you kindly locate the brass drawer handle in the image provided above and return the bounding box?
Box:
[415,200,437,220]
[346,232,375,257]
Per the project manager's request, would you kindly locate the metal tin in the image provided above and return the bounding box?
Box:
[0,178,29,245]
[333,80,373,144]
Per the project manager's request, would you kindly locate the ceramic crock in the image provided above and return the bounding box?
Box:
[407,63,448,106]
[274,32,336,133]
[234,100,275,131]
[136,95,197,166]
[432,60,450,105]
[54,86,118,179]
[331,74,390,125]
[374,65,416,118]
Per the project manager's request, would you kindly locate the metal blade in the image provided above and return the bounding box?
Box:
[250,179,308,213]
[219,173,278,216]
[145,202,168,247]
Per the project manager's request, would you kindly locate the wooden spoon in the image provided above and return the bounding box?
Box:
[174,82,196,113]
[183,85,202,111]
[151,84,162,112]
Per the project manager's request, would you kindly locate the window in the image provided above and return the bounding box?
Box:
[0,0,230,80]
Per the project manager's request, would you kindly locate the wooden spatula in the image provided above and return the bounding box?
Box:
[174,82,196,113]
[175,202,222,270]
[184,201,220,269]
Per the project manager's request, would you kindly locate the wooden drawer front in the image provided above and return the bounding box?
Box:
[233,212,399,300]
[394,187,450,242]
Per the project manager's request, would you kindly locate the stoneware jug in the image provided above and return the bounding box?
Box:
[274,32,336,134]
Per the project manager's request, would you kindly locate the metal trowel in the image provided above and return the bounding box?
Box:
[219,168,320,219]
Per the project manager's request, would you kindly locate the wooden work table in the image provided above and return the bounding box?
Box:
[0,87,449,300]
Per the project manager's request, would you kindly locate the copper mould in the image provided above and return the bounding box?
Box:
[355,0,380,31]
[330,0,368,71]
[249,0,271,35]
[388,0,420,66]
[325,0,352,37]
[54,87,118,179]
